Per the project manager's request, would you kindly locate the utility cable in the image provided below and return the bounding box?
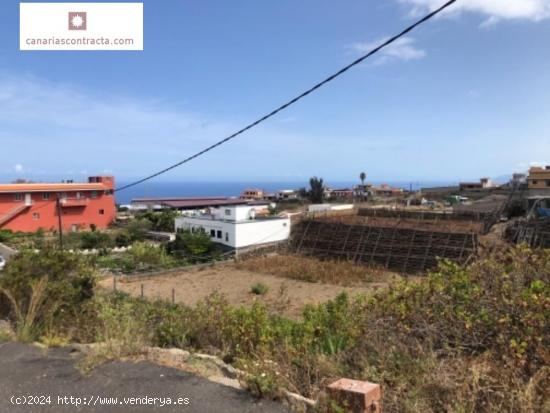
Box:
[116,0,457,193]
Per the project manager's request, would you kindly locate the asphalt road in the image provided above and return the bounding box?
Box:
[0,342,290,413]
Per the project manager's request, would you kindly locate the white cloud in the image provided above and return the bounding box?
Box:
[400,0,550,25]
[14,164,24,173]
[348,36,425,64]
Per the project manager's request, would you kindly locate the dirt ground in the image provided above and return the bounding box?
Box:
[99,264,386,318]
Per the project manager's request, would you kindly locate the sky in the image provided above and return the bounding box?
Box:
[1,0,550,188]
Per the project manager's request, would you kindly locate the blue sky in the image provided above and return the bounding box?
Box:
[1,0,550,187]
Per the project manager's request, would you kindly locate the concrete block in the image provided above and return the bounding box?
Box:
[327,378,381,413]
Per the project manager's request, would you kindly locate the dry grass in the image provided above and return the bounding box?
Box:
[235,254,402,286]
[0,277,49,342]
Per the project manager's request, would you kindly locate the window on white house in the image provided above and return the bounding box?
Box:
[217,230,222,239]
[14,193,22,201]
[225,232,229,242]
[42,193,50,200]
[210,229,216,238]
[225,209,231,216]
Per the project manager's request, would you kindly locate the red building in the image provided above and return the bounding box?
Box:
[0,176,116,233]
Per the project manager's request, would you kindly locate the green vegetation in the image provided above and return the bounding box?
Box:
[167,229,214,259]
[139,210,179,232]
[94,242,186,274]
[0,246,548,412]
[250,282,269,295]
[0,248,96,342]
[308,176,325,203]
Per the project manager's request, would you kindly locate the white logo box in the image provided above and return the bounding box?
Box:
[20,3,143,51]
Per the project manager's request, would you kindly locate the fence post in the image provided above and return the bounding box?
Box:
[113,276,117,292]
[141,283,144,298]
[171,288,175,304]
[327,379,382,413]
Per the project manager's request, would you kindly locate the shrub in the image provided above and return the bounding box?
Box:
[141,210,179,232]
[172,229,213,256]
[0,248,97,341]
[114,232,131,248]
[0,229,13,242]
[80,231,113,250]
[129,242,171,268]
[250,283,269,295]
[125,218,152,242]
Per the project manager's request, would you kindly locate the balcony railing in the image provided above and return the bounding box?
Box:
[59,198,89,207]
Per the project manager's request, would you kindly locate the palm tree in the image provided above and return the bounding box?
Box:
[359,172,366,186]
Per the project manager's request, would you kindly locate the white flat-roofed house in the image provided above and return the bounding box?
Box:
[174,204,290,249]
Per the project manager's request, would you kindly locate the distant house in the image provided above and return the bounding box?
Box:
[174,204,290,249]
[240,188,265,200]
[527,166,550,189]
[459,178,495,191]
[330,188,354,199]
[353,184,372,198]
[371,184,404,197]
[0,176,115,233]
[276,189,299,201]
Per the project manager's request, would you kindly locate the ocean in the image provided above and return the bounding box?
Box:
[113,180,455,205]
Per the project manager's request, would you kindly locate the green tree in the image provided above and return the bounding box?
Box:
[125,218,152,242]
[308,177,325,203]
[175,229,213,256]
[80,231,113,250]
[141,210,179,232]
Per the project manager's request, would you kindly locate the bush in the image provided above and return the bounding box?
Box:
[250,283,269,295]
[140,210,179,232]
[172,229,212,256]
[125,218,152,242]
[0,248,97,341]
[0,229,13,242]
[114,233,131,248]
[80,231,113,250]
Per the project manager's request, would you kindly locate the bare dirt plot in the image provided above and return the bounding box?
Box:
[99,264,388,318]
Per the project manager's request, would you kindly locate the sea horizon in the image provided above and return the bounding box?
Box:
[113,180,459,205]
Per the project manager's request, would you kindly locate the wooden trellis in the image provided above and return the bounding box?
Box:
[292,219,478,274]
[505,218,550,248]
[358,208,489,222]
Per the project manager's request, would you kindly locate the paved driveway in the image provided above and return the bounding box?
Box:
[0,342,290,413]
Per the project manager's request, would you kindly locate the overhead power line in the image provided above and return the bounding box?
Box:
[116,0,457,193]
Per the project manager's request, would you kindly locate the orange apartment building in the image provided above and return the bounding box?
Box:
[0,176,116,233]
